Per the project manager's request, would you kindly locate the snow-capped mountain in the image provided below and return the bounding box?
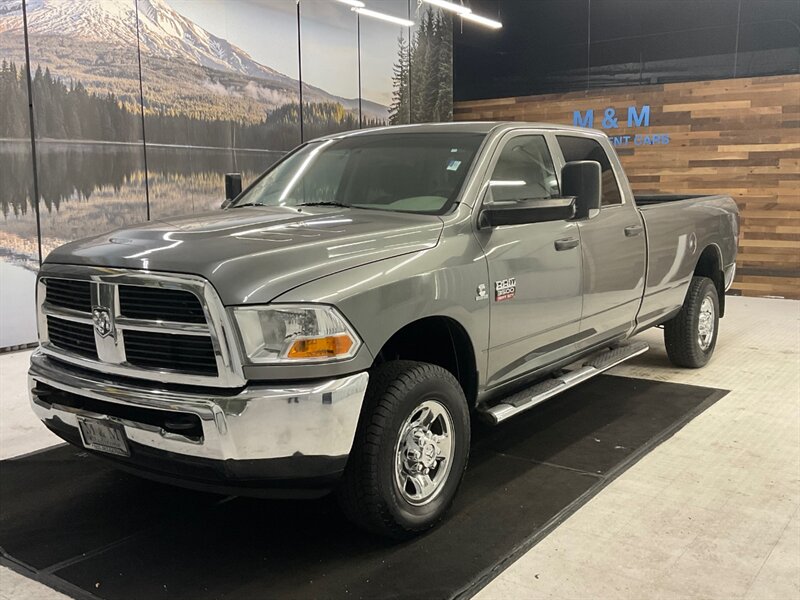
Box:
[0,0,388,117]
[1,0,292,85]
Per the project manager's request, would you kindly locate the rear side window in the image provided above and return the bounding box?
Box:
[488,135,560,203]
[556,136,622,206]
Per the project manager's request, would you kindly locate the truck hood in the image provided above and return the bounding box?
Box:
[45,206,444,305]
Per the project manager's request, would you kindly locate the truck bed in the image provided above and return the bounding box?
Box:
[634,193,739,330]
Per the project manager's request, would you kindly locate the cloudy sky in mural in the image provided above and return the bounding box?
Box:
[168,0,408,106]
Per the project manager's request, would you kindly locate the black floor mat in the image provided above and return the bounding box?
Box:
[0,375,726,600]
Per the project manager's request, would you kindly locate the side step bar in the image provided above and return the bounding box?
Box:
[481,341,650,425]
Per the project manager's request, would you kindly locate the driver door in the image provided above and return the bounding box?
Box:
[475,132,583,389]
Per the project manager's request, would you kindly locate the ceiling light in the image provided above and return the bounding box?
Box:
[336,0,365,7]
[461,12,502,29]
[354,7,415,27]
[422,0,471,15]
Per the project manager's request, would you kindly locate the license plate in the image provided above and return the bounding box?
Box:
[77,416,130,457]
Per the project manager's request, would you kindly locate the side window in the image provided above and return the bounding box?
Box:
[556,136,623,206]
[488,135,559,203]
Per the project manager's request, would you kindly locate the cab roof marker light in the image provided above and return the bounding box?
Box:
[422,0,471,15]
[353,7,415,27]
[461,12,502,29]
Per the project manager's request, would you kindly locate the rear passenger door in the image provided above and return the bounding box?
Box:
[555,135,646,347]
[476,132,583,389]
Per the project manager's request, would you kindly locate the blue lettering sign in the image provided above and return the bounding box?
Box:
[627,105,650,127]
[570,104,667,146]
[610,135,632,146]
[573,109,594,128]
[602,108,619,129]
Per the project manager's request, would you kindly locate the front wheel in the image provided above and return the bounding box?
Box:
[664,275,720,368]
[337,360,470,539]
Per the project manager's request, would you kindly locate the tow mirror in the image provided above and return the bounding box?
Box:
[561,161,601,219]
[478,196,576,229]
[221,172,242,208]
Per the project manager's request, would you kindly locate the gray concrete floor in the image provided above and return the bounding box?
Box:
[1,295,798,599]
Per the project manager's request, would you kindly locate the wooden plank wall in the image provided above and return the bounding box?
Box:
[454,75,800,299]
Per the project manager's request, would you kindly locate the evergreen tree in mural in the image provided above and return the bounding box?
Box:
[389,35,410,125]
[0,61,29,139]
[390,8,454,125]
[434,11,454,122]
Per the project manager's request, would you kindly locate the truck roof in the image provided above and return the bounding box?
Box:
[318,121,604,141]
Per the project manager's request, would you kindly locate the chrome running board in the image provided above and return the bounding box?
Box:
[481,341,650,425]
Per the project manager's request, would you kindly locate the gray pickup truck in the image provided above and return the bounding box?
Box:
[29,122,738,537]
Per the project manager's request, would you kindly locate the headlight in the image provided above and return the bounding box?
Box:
[232,304,361,364]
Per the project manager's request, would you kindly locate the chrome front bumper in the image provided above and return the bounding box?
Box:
[29,351,369,491]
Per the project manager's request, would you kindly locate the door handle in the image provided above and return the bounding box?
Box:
[554,237,580,251]
[624,225,644,237]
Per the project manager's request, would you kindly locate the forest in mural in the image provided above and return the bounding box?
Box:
[390,8,454,125]
[0,61,384,154]
[0,62,385,150]
[0,60,27,139]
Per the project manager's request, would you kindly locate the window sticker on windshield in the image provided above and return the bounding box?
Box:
[447,160,462,171]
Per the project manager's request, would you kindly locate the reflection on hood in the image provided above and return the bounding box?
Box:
[46,206,444,305]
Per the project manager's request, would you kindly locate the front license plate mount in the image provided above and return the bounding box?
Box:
[77,415,130,457]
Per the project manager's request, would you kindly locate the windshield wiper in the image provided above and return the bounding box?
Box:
[297,201,350,208]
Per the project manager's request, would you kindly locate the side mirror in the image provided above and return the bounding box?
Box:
[221,172,242,208]
[561,161,601,219]
[479,197,576,229]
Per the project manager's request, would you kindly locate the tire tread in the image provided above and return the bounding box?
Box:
[664,276,718,368]
[338,360,466,538]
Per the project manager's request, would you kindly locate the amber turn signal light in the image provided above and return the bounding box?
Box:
[287,335,355,359]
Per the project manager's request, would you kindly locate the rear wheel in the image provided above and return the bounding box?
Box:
[337,360,470,539]
[664,275,719,368]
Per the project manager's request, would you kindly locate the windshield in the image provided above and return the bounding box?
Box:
[230,132,486,214]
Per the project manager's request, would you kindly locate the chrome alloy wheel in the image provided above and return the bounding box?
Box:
[698,295,715,351]
[393,399,454,506]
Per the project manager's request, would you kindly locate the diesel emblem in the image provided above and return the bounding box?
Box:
[495,278,516,302]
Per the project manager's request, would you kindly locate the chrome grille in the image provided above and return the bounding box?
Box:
[119,285,206,324]
[46,316,97,359]
[44,279,92,312]
[37,267,244,387]
[124,330,217,375]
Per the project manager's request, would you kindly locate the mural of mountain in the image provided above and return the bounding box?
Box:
[0,0,455,347]
[0,0,388,123]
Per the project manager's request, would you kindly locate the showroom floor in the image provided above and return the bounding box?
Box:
[1,295,798,600]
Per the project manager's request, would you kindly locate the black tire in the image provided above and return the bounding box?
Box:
[664,275,720,368]
[337,360,470,539]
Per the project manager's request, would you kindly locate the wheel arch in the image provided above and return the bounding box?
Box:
[693,244,726,317]
[374,315,479,409]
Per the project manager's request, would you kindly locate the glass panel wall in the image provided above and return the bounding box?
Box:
[139,0,299,220]
[25,0,148,262]
[0,5,37,348]
[301,0,362,137]
[0,0,453,348]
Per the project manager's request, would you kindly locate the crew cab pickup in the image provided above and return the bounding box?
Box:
[29,123,739,537]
